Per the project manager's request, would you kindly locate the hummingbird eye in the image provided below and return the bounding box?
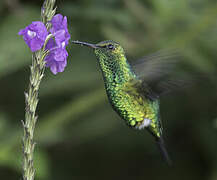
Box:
[107,44,115,50]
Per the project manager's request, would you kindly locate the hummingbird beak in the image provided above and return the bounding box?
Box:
[71,40,99,49]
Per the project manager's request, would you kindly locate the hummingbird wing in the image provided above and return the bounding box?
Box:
[131,49,191,97]
[131,49,178,81]
[124,79,159,101]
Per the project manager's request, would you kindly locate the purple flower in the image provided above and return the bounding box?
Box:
[50,14,70,44]
[45,47,68,74]
[18,21,48,52]
[44,14,70,75]
[18,14,70,75]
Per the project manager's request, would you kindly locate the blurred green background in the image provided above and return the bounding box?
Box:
[0,0,217,179]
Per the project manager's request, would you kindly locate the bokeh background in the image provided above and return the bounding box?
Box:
[0,0,217,179]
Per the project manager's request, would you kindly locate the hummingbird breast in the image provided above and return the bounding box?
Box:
[105,82,162,138]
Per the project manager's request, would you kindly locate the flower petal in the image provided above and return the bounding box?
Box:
[18,21,48,52]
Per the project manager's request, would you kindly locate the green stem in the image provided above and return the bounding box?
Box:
[22,1,56,180]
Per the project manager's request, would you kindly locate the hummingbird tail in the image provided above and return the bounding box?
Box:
[156,137,172,166]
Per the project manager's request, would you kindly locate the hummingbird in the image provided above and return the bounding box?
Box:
[72,40,174,165]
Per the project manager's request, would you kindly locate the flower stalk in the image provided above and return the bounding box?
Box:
[22,1,56,180]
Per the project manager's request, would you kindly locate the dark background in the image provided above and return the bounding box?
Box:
[0,0,217,179]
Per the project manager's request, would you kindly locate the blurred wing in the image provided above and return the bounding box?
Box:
[148,76,194,96]
[131,49,192,96]
[131,49,179,82]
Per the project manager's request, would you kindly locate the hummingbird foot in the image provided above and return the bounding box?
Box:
[136,118,151,130]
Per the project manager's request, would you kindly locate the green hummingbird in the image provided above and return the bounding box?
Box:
[72,40,174,165]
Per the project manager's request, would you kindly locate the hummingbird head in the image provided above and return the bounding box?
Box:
[71,40,125,60]
[71,40,133,83]
[94,40,124,57]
